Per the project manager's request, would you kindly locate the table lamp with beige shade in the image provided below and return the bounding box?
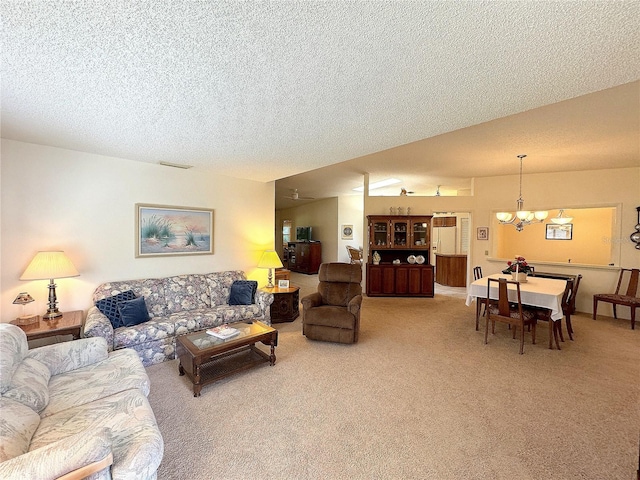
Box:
[258,250,283,288]
[20,251,80,320]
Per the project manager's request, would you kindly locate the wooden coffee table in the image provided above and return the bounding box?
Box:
[176,321,278,397]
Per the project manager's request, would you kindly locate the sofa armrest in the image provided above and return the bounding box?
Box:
[255,289,274,323]
[0,428,112,480]
[301,292,322,310]
[348,295,362,316]
[27,337,109,376]
[84,306,114,351]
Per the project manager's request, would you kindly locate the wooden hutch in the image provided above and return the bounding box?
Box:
[286,241,322,274]
[366,215,434,297]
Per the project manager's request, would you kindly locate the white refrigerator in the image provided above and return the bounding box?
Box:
[432,226,457,254]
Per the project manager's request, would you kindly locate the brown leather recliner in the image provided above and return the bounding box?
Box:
[302,263,363,343]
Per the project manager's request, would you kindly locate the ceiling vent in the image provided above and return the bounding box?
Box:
[159,161,193,169]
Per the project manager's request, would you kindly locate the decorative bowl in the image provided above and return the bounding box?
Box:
[407,255,416,264]
[415,255,425,264]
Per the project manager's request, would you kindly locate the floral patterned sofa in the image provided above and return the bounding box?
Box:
[84,271,274,366]
[0,323,163,480]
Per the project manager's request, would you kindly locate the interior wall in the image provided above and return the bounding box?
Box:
[472,167,639,316]
[1,140,276,323]
[276,197,338,263]
[337,194,364,263]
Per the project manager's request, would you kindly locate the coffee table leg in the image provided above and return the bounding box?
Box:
[193,364,202,397]
[269,341,276,366]
[178,362,184,376]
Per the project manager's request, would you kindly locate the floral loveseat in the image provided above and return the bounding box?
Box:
[84,271,273,366]
[0,323,163,480]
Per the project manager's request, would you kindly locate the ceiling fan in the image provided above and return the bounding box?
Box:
[283,189,315,201]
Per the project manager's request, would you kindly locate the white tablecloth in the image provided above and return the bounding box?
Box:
[465,273,566,321]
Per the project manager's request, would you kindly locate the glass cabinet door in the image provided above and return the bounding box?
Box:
[391,220,409,247]
[372,221,389,247]
[412,220,429,247]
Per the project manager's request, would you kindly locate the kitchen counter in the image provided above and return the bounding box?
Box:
[435,254,467,287]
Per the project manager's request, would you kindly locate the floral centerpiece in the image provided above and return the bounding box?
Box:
[502,256,532,275]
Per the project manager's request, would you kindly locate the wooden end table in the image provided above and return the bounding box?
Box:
[262,286,300,323]
[11,310,84,342]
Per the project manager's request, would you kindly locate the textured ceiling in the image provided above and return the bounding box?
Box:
[2,2,639,201]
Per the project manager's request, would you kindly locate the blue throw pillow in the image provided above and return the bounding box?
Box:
[229,280,258,305]
[96,290,136,329]
[118,296,150,327]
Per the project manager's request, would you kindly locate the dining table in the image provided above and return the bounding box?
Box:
[465,273,568,350]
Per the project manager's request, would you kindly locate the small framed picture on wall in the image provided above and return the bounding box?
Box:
[341,225,354,240]
[477,227,489,240]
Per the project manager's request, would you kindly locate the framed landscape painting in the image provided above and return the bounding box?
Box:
[136,204,214,257]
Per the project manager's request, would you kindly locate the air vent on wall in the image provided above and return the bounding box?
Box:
[159,161,193,169]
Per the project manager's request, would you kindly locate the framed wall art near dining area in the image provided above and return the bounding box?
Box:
[135,203,214,257]
[545,223,573,240]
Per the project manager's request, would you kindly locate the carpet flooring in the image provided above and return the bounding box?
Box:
[146,278,639,480]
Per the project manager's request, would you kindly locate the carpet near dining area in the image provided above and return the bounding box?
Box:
[146,292,639,480]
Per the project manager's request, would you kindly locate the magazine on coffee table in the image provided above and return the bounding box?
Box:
[206,325,239,340]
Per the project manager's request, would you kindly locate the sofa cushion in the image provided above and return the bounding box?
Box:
[119,296,150,327]
[32,389,164,480]
[0,427,112,480]
[42,348,150,418]
[0,324,29,394]
[229,280,258,305]
[3,357,51,413]
[217,304,263,323]
[113,318,175,350]
[95,290,136,328]
[93,278,167,318]
[0,397,41,462]
[206,271,247,306]
[163,274,210,313]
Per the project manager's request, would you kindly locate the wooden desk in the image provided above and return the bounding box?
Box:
[11,310,84,342]
[466,275,566,349]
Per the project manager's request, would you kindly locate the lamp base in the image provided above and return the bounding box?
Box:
[42,310,63,320]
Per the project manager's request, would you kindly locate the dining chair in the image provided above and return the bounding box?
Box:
[593,268,640,329]
[473,266,485,330]
[485,278,537,354]
[562,274,582,340]
[473,266,483,280]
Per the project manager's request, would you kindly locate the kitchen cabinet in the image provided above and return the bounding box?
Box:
[435,254,467,287]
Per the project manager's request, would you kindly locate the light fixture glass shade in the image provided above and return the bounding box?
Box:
[496,212,513,222]
[20,251,79,280]
[534,211,549,220]
[516,210,531,220]
[550,210,573,224]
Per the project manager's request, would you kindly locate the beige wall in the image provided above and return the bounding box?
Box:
[363,167,639,316]
[276,197,338,264]
[1,140,276,323]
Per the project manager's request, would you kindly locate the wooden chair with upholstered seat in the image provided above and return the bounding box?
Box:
[562,274,582,340]
[485,278,537,354]
[593,268,640,329]
[473,266,485,330]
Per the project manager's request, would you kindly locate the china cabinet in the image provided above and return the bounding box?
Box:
[366,215,434,297]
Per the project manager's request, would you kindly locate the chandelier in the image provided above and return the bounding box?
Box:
[496,155,548,231]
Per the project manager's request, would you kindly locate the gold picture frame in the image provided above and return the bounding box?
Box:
[135,203,214,257]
